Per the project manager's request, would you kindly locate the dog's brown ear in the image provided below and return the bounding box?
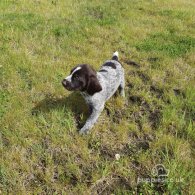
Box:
[87,75,102,95]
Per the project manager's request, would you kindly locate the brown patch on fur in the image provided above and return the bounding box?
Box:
[87,74,102,95]
[103,62,116,69]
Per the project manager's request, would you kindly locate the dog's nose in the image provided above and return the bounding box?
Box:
[62,79,67,87]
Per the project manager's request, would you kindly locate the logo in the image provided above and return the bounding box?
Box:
[137,164,184,184]
[151,164,169,177]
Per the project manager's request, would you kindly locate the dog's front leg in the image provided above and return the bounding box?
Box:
[79,105,104,134]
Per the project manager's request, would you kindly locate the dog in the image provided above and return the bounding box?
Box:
[62,51,125,134]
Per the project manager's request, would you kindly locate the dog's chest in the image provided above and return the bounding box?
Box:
[81,92,93,104]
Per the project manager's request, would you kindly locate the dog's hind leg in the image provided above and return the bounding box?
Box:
[118,71,125,97]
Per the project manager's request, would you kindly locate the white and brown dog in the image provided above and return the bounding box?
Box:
[62,52,125,134]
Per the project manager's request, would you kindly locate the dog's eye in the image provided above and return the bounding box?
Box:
[74,75,79,80]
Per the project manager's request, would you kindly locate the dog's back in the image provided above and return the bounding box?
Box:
[97,52,124,100]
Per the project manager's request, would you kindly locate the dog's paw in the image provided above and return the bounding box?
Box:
[121,91,125,98]
[79,128,89,135]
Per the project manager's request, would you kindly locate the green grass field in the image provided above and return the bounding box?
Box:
[0,0,195,194]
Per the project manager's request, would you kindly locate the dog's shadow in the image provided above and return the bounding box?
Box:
[32,92,89,129]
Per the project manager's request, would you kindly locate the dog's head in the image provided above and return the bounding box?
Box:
[62,64,102,95]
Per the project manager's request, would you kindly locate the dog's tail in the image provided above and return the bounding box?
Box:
[112,51,119,61]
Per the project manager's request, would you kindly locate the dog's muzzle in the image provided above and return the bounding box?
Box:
[62,79,72,90]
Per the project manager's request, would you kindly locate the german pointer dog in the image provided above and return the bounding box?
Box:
[62,52,125,134]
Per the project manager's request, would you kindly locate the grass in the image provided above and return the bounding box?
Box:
[0,0,195,194]
[136,32,195,57]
